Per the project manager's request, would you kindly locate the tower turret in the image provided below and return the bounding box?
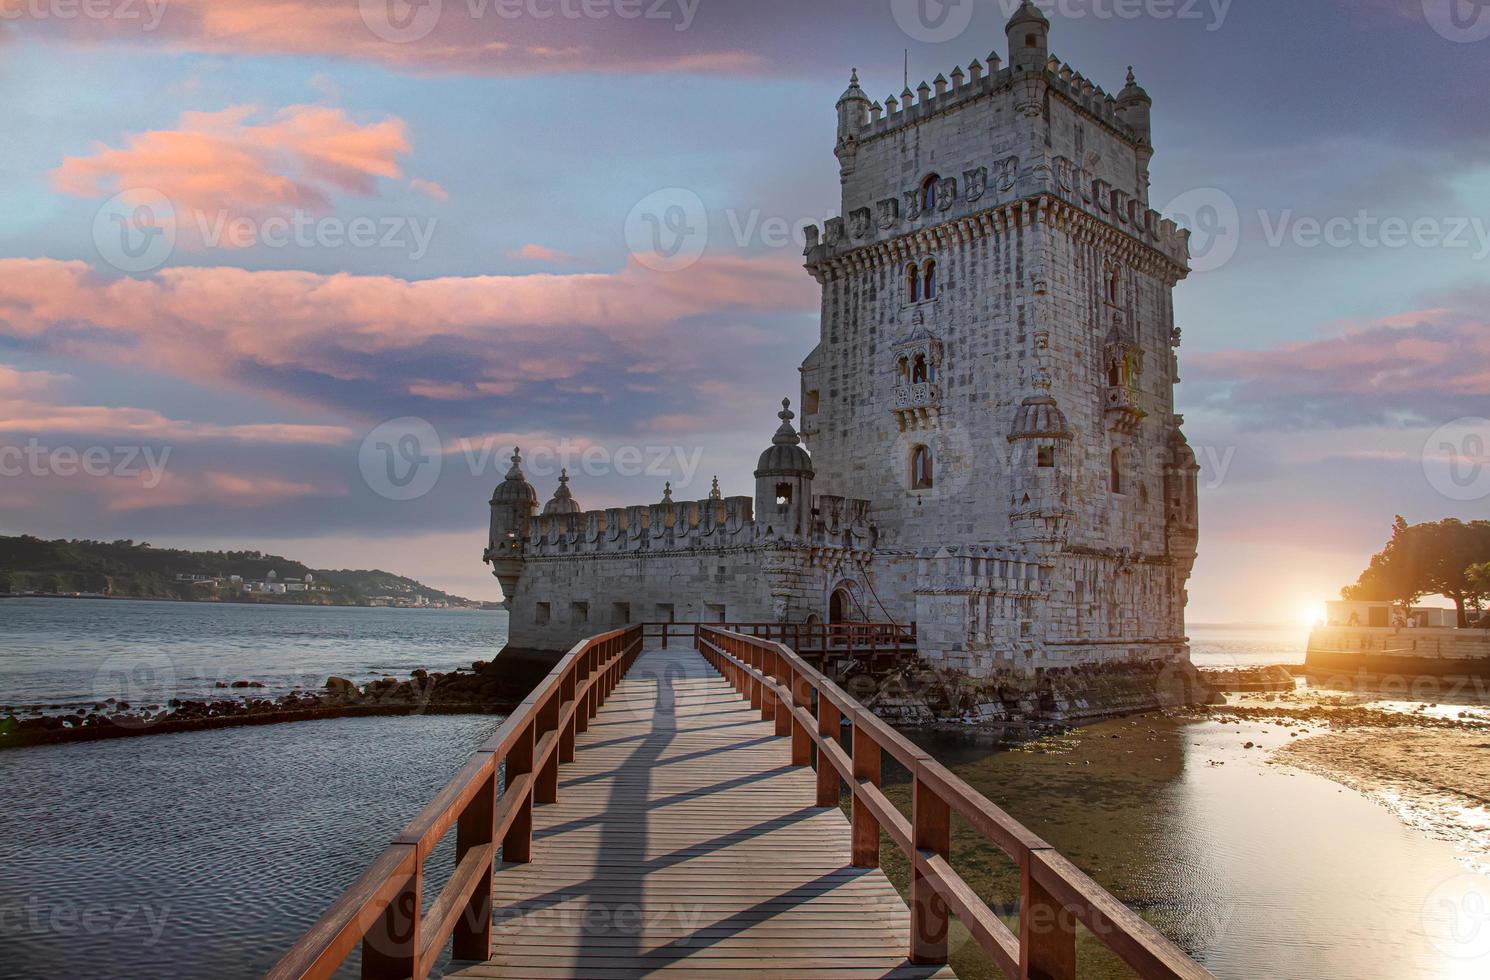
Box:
[1005,0,1050,74]
[1117,67,1155,204]
[754,398,814,540]
[1007,387,1074,551]
[542,469,581,516]
[835,69,870,180]
[484,447,538,608]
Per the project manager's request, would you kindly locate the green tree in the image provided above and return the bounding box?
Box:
[1344,518,1490,627]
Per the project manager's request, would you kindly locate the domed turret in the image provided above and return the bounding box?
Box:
[1116,66,1153,143]
[755,399,814,540]
[542,469,581,516]
[485,447,538,609]
[491,447,538,508]
[836,68,870,138]
[1005,0,1050,73]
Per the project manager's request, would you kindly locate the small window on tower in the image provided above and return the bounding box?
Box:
[1110,449,1124,494]
[906,263,920,303]
[896,356,910,381]
[910,445,934,490]
[923,259,937,299]
[1025,33,1038,48]
[1108,359,1122,387]
[921,174,939,212]
[1037,446,1055,469]
[775,483,793,507]
[803,389,820,414]
[535,602,551,626]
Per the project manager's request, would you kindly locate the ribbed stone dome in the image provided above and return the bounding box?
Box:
[754,399,815,478]
[491,448,539,506]
[1006,0,1050,30]
[1008,395,1072,441]
[542,469,581,516]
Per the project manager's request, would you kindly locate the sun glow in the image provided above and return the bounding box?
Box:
[1298,600,1328,627]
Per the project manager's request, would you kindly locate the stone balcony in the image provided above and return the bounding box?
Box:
[1104,384,1144,433]
[892,382,942,431]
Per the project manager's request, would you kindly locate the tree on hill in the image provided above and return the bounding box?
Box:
[1343,517,1490,627]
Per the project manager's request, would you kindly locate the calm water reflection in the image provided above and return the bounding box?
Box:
[0,713,503,980]
[897,715,1487,979]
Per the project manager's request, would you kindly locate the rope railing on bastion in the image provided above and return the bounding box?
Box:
[264,626,643,980]
[696,625,1214,980]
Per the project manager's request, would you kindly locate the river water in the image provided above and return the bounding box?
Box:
[1,601,1485,978]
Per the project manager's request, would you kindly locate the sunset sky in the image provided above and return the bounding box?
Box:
[2,0,1488,622]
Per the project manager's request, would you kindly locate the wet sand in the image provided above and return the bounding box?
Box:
[1189,687,1490,872]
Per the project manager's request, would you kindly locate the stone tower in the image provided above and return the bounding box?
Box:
[798,7,1199,672]
[754,399,815,541]
[484,448,537,610]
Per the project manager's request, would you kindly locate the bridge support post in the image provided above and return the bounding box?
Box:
[910,766,951,964]
[452,769,496,961]
[360,845,419,979]
[1021,850,1077,980]
[502,724,535,864]
[790,666,812,766]
[850,718,881,868]
[815,700,841,806]
[536,694,560,804]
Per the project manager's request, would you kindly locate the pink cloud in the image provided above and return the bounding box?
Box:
[0,255,816,408]
[20,0,772,77]
[51,105,431,244]
[410,178,449,201]
[1190,309,1490,426]
[510,243,577,263]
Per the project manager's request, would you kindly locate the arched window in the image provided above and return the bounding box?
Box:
[911,353,928,384]
[1109,449,1123,494]
[1107,358,1122,387]
[911,445,934,490]
[923,259,937,299]
[921,174,939,213]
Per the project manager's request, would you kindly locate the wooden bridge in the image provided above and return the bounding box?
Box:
[267,626,1211,980]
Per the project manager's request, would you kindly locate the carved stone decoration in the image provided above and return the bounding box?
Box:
[877,197,900,230]
[993,155,1019,193]
[849,207,871,239]
[1053,156,1078,195]
[824,217,844,246]
[902,189,923,222]
[963,166,988,203]
[935,177,957,211]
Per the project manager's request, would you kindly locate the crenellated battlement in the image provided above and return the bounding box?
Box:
[517,492,876,560]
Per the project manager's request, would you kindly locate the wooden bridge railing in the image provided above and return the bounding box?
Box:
[697,626,1213,980]
[642,620,916,657]
[265,626,643,980]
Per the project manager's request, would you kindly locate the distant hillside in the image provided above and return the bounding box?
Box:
[0,536,486,608]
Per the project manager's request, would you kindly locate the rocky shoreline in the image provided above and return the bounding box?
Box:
[0,647,563,750]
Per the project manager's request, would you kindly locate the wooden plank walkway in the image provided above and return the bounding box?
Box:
[448,643,956,979]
